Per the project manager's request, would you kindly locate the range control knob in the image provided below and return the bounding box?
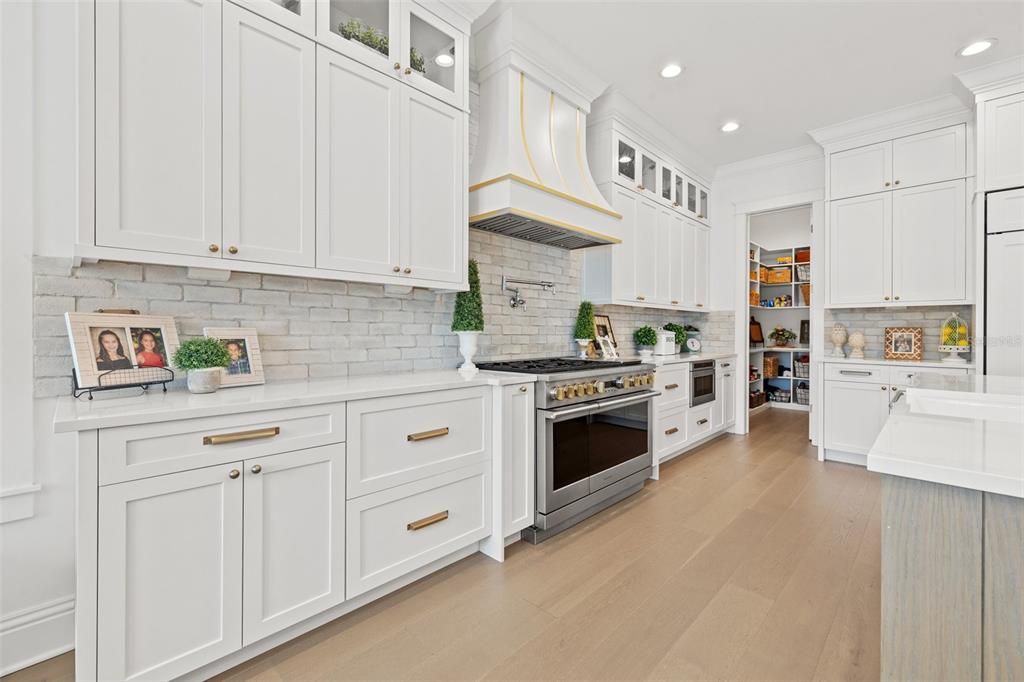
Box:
[595,381,605,393]
[614,377,626,389]
[576,383,587,396]
[566,385,576,398]
[585,383,595,395]
[550,386,565,401]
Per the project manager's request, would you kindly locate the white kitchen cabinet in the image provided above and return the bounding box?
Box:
[95,0,222,258]
[892,125,966,190]
[401,87,465,284]
[97,464,243,681]
[828,192,891,306]
[316,48,402,277]
[223,4,316,267]
[400,1,466,111]
[681,220,697,308]
[982,92,1024,192]
[654,208,673,305]
[891,180,966,304]
[986,187,1024,235]
[633,198,659,302]
[669,212,684,306]
[830,141,892,200]
[714,368,736,430]
[986,231,1024,377]
[242,445,346,645]
[236,0,316,36]
[317,0,398,77]
[823,380,891,455]
[500,384,535,537]
[693,224,709,309]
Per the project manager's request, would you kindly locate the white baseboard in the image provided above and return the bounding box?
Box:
[0,596,75,676]
[823,448,867,467]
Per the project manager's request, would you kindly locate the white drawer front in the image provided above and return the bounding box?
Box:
[824,364,890,385]
[891,366,970,387]
[655,406,688,461]
[655,365,689,410]
[689,404,713,441]
[346,463,490,598]
[346,387,489,497]
[99,403,346,485]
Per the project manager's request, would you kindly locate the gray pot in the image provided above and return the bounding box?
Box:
[187,367,223,394]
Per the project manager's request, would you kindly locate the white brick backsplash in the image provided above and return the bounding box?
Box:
[825,306,974,362]
[32,230,734,397]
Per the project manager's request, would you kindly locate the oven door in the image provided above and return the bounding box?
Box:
[587,393,653,492]
[537,402,594,514]
[691,369,716,407]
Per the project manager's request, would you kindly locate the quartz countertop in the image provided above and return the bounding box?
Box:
[647,352,737,365]
[821,356,976,369]
[867,374,1024,498]
[53,370,536,433]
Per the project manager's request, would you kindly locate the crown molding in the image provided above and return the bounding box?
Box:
[713,144,823,182]
[440,0,494,26]
[955,54,1024,102]
[808,94,971,153]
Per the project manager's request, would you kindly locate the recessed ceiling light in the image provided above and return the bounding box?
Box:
[721,121,740,133]
[660,63,683,79]
[958,38,996,57]
[434,53,455,68]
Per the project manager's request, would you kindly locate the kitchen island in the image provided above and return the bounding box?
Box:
[867,374,1024,682]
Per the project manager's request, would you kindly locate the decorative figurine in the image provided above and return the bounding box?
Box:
[848,330,866,359]
[830,323,848,358]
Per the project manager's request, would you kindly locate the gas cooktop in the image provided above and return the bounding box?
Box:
[476,357,642,374]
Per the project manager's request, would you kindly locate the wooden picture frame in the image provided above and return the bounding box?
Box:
[593,314,617,348]
[884,327,923,361]
[65,312,180,389]
[749,316,764,347]
[203,327,265,387]
[800,319,810,346]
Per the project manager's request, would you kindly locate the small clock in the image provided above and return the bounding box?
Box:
[686,337,702,352]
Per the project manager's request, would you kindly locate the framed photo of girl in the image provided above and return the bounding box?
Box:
[203,328,265,387]
[64,313,180,389]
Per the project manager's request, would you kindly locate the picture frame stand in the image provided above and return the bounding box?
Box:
[71,366,175,400]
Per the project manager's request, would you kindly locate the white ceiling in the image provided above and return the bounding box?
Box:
[503,1,1024,169]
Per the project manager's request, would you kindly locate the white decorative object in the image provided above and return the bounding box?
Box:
[186,367,222,394]
[456,331,480,377]
[831,323,848,357]
[597,336,619,359]
[848,330,866,359]
[638,348,654,361]
[938,312,971,364]
[576,339,591,359]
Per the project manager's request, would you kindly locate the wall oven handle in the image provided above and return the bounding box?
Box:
[596,391,659,411]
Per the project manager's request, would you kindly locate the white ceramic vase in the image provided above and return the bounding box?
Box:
[456,331,480,377]
[576,339,591,359]
[637,347,654,360]
[187,367,222,394]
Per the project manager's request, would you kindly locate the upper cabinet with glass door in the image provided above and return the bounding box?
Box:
[316,0,467,111]
[613,132,659,199]
[239,0,317,36]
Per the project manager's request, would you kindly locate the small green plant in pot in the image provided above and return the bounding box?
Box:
[768,326,797,348]
[663,323,686,353]
[173,337,231,394]
[451,259,484,375]
[574,301,596,359]
[633,325,658,359]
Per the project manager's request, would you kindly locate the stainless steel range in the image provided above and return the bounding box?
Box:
[476,358,657,543]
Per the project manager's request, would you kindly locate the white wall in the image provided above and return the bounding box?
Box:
[749,205,812,251]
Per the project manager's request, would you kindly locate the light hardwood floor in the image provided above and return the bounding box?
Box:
[4,409,881,682]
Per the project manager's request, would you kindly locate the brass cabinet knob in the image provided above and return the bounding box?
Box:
[404,67,412,75]
[696,303,704,308]
[698,214,704,219]
[393,266,401,272]
[636,185,644,191]
[403,267,412,274]
[394,62,401,70]
[228,469,240,479]
[671,300,679,305]
[673,202,680,207]
[519,385,528,392]
[885,182,891,187]
[228,246,238,254]
[884,296,890,301]
[636,295,645,301]
[894,180,901,185]
[250,464,262,474]
[209,244,220,253]
[894,295,900,300]
[881,386,888,391]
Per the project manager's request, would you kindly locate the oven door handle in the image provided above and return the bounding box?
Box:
[540,403,594,420]
[596,391,660,410]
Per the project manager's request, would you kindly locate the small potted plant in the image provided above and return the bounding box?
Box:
[768,326,797,348]
[574,301,596,359]
[633,325,658,359]
[173,337,231,394]
[663,323,686,353]
[451,259,484,376]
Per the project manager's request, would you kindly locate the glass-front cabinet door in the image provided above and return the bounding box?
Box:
[685,177,699,218]
[616,137,638,185]
[640,152,658,197]
[697,185,710,223]
[318,0,397,74]
[661,167,673,203]
[673,172,684,209]
[400,1,465,110]
[242,0,316,36]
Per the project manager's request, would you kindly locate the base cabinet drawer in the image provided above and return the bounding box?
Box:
[689,404,713,442]
[347,387,490,497]
[825,364,890,385]
[656,406,688,461]
[346,463,490,598]
[655,365,689,411]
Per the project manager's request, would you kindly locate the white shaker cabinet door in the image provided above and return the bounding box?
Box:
[824,381,890,455]
[693,224,709,309]
[986,231,1024,377]
[891,124,966,190]
[633,198,659,303]
[610,185,639,302]
[97,464,243,681]
[829,141,892,200]
[654,208,675,305]
[828,193,891,306]
[669,212,684,306]
[400,89,465,284]
[681,219,697,308]
[501,384,535,537]
[223,5,316,267]
[984,92,1024,192]
[891,179,966,305]
[95,0,222,257]
[235,0,316,37]
[316,48,402,277]
[242,444,346,645]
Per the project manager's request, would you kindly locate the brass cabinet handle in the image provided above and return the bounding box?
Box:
[671,300,679,305]
[407,427,449,442]
[636,295,646,301]
[665,383,679,390]
[696,303,704,308]
[697,418,709,425]
[393,266,401,272]
[228,245,238,254]
[407,510,448,531]
[228,469,240,479]
[665,427,679,435]
[725,373,732,377]
[203,426,280,446]
[209,244,220,253]
[840,370,872,376]
[519,385,528,392]
[250,464,262,474]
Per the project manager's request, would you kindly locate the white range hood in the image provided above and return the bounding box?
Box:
[469,8,621,249]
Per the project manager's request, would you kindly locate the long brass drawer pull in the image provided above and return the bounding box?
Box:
[407,427,449,442]
[665,383,679,390]
[696,418,709,426]
[407,510,449,531]
[203,426,280,446]
[665,427,679,435]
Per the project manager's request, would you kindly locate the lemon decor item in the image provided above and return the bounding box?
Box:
[938,312,970,364]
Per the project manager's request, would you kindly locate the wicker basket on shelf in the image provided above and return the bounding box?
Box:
[794,360,810,378]
[795,382,810,405]
[764,268,792,284]
[796,248,811,263]
[796,264,811,281]
[749,391,766,408]
[799,283,811,306]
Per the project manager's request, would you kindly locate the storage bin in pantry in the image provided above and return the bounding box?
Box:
[763,267,791,284]
[795,382,810,405]
[796,264,811,282]
[794,358,810,378]
[795,248,811,263]
[763,356,779,378]
[749,391,766,408]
